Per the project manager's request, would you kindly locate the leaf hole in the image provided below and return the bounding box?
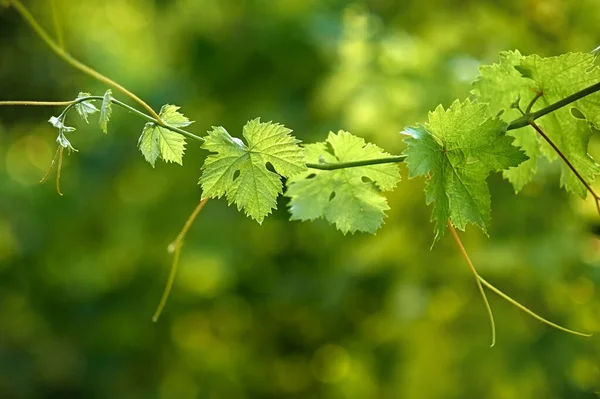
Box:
[570,107,586,120]
[329,191,336,202]
[233,170,241,181]
[305,173,317,180]
[265,162,276,173]
[361,176,373,183]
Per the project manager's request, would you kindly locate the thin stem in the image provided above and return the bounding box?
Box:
[508,81,600,130]
[478,276,592,337]
[153,198,209,322]
[449,222,496,347]
[55,146,64,196]
[529,121,600,213]
[306,156,405,171]
[525,90,544,115]
[10,0,163,122]
[0,100,74,106]
[50,0,64,50]
[39,145,61,184]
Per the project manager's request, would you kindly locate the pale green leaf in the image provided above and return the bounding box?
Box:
[472,51,600,197]
[138,104,189,167]
[74,92,98,123]
[99,89,112,134]
[286,130,400,234]
[402,99,527,241]
[48,116,77,152]
[199,118,306,223]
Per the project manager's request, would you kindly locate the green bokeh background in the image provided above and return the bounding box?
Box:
[1,1,600,398]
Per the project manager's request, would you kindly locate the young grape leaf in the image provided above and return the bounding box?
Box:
[472,51,600,197]
[286,131,400,234]
[138,105,191,167]
[99,89,112,134]
[199,118,306,223]
[74,92,99,123]
[402,99,527,241]
[48,116,78,152]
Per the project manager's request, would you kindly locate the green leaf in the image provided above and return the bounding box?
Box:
[472,51,600,197]
[74,92,98,123]
[199,118,306,223]
[99,89,112,134]
[138,104,190,167]
[286,131,400,234]
[402,99,527,241]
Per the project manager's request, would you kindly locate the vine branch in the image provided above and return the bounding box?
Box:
[8,0,163,123]
[306,156,405,170]
[508,81,600,130]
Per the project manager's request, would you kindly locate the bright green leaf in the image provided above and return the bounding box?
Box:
[402,99,527,241]
[74,92,98,123]
[472,51,600,197]
[99,89,112,134]
[286,131,400,234]
[138,104,190,167]
[199,118,306,223]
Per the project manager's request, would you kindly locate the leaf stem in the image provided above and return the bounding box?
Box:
[528,121,600,214]
[153,198,209,322]
[525,90,544,115]
[449,222,496,347]
[9,0,163,123]
[306,156,405,170]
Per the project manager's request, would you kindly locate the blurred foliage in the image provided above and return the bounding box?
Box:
[1,0,600,398]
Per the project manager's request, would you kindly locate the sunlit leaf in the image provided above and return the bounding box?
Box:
[199,118,306,223]
[402,99,527,241]
[138,104,190,167]
[286,131,400,234]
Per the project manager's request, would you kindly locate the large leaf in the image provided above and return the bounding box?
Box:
[199,118,306,223]
[286,131,400,234]
[472,51,600,196]
[402,99,527,241]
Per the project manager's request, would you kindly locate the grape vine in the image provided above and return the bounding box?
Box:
[1,0,597,346]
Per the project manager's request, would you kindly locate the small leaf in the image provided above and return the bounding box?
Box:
[199,118,306,223]
[48,116,78,152]
[74,92,98,123]
[138,104,189,167]
[99,89,112,134]
[56,133,78,153]
[286,131,400,234]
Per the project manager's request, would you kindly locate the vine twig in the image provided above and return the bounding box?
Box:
[448,221,591,341]
[449,222,496,347]
[478,276,592,337]
[152,198,209,322]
